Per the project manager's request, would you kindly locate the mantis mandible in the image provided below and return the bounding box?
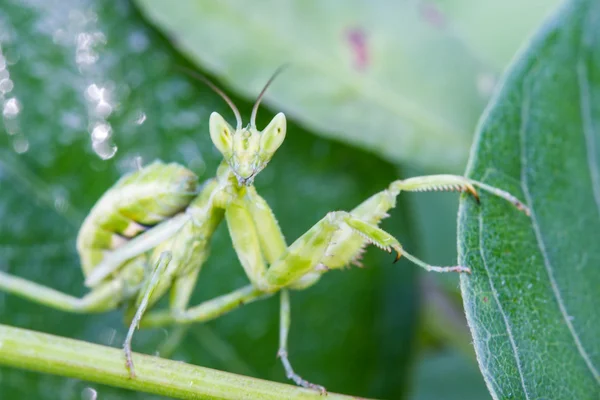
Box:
[0,67,530,393]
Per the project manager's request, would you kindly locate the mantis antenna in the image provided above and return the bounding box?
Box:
[179,66,243,130]
[250,64,288,128]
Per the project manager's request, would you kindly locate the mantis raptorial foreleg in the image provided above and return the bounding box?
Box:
[85,213,191,288]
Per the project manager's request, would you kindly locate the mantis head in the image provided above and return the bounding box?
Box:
[194,67,287,186]
[209,112,286,186]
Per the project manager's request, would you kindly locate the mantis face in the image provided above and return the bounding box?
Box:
[187,65,288,186]
[209,111,286,185]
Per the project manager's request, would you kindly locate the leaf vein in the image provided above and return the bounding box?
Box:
[576,58,600,218]
[478,213,530,399]
[519,74,600,383]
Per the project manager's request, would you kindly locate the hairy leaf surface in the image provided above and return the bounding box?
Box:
[459,0,600,397]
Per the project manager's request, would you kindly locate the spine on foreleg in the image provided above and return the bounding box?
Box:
[76,161,199,279]
[320,187,397,270]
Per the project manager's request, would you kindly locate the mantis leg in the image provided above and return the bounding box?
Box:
[262,207,473,290]
[242,187,325,389]
[154,268,213,359]
[139,284,269,327]
[152,267,202,358]
[278,289,326,393]
[0,270,127,313]
[127,177,227,359]
[123,251,172,377]
[343,216,471,272]
[137,187,285,327]
[389,174,530,215]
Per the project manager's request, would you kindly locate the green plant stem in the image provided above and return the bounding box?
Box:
[0,324,367,400]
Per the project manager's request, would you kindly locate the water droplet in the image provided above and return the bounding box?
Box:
[12,137,29,154]
[81,387,97,400]
[90,121,117,159]
[3,97,20,118]
[93,140,118,160]
[526,283,533,289]
[96,102,112,118]
[0,78,12,94]
[134,111,147,125]
[54,192,69,214]
[86,83,102,101]
[75,32,105,66]
[91,122,111,142]
[85,83,114,118]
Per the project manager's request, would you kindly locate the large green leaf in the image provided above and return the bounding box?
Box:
[134,0,558,171]
[458,0,600,398]
[0,0,421,398]
[432,0,559,67]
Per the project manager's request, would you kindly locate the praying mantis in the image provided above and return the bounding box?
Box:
[0,68,530,393]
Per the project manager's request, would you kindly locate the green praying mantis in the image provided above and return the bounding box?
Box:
[0,68,530,393]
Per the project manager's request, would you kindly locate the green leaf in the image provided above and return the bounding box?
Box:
[133,0,556,170]
[0,0,422,398]
[431,0,560,67]
[458,0,600,398]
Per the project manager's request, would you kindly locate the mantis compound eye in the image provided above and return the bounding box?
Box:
[209,112,234,158]
[259,112,286,159]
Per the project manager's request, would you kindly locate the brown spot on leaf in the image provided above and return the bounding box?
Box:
[346,28,369,71]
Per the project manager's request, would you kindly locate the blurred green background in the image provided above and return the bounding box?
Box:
[0,0,558,399]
